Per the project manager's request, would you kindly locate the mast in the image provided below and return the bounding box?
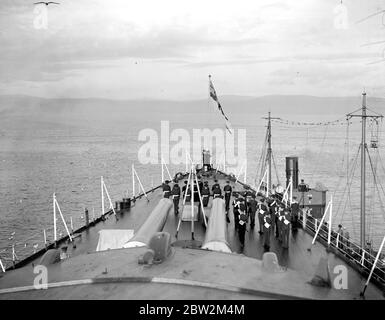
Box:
[262,112,280,194]
[346,92,383,250]
[361,93,366,251]
[267,112,272,191]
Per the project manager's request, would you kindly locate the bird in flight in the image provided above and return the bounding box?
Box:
[33,2,60,5]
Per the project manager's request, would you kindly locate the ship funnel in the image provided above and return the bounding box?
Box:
[285,157,299,189]
[202,149,211,171]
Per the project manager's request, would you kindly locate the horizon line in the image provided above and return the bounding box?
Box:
[0,93,383,102]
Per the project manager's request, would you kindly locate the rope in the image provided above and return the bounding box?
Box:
[334,145,361,240]
[368,148,377,241]
[331,119,350,203]
[374,148,385,201]
[367,147,385,225]
[255,128,268,186]
[271,116,346,127]
[271,150,281,185]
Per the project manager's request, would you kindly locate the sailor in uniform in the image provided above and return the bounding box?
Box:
[258,197,268,235]
[162,180,171,198]
[248,193,257,229]
[277,204,284,241]
[337,224,344,249]
[290,196,299,233]
[244,187,253,213]
[182,180,188,197]
[213,183,222,199]
[211,179,220,192]
[171,183,181,215]
[237,203,248,251]
[183,181,192,202]
[273,200,281,238]
[232,192,240,229]
[275,183,284,201]
[263,211,273,251]
[201,181,210,207]
[192,180,199,203]
[224,181,232,212]
[281,207,291,249]
[269,197,278,235]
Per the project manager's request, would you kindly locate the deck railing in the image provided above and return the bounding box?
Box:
[298,210,385,286]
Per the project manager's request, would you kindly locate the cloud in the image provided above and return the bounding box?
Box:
[185,51,380,68]
[0,0,384,99]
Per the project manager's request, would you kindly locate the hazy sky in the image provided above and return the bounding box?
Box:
[1,0,385,99]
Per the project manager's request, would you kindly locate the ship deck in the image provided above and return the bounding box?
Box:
[0,171,384,299]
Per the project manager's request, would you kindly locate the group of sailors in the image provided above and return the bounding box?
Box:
[162,178,300,253]
[232,186,299,252]
[161,177,224,216]
[163,178,385,281]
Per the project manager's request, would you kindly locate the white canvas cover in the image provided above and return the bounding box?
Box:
[202,198,231,253]
[96,229,134,252]
[181,204,199,221]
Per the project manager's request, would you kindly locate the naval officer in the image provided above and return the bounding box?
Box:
[248,193,257,229]
[263,211,273,251]
[171,183,181,215]
[281,207,291,249]
[162,180,171,198]
[201,181,210,207]
[237,203,248,251]
[258,197,268,235]
[224,181,232,212]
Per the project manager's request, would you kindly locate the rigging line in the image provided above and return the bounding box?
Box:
[366,149,385,249]
[336,144,360,226]
[257,129,268,185]
[370,172,385,226]
[368,148,377,240]
[271,150,281,185]
[343,145,361,237]
[336,145,361,223]
[255,142,265,186]
[309,124,329,187]
[331,119,350,203]
[333,126,352,221]
[261,132,268,175]
[347,119,350,204]
[366,107,384,117]
[271,116,346,126]
[334,153,356,219]
[367,147,385,224]
[256,125,267,179]
[347,107,366,117]
[373,148,385,202]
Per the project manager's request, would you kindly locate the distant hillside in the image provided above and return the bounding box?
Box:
[0,94,384,118]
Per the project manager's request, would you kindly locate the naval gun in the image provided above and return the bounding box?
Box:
[201,198,231,253]
[124,198,173,248]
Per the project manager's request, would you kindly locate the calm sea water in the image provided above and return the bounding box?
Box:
[0,103,384,262]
